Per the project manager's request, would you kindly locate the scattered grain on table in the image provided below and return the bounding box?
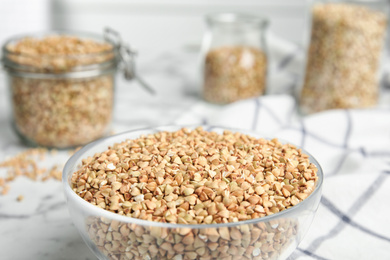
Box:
[0,146,81,195]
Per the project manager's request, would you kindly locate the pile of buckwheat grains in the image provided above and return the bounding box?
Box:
[71,127,318,260]
[300,3,387,114]
[6,35,115,148]
[203,46,267,104]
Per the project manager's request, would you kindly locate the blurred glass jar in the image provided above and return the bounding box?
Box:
[2,29,138,148]
[300,0,389,114]
[201,13,269,104]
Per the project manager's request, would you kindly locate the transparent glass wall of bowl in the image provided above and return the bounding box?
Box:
[299,0,389,114]
[200,13,269,105]
[2,31,119,149]
[63,126,323,260]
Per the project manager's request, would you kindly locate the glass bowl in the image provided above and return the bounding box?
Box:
[63,126,323,260]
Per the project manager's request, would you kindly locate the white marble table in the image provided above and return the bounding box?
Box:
[1,44,390,260]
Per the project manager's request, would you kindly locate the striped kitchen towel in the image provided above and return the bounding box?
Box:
[174,94,390,260]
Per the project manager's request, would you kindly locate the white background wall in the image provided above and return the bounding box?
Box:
[50,0,309,61]
[0,0,50,49]
[0,0,308,64]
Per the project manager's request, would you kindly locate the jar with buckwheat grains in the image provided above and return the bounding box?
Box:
[1,29,149,148]
[300,0,389,114]
[201,13,269,104]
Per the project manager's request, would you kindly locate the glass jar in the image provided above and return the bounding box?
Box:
[2,29,138,148]
[300,0,389,114]
[201,13,268,104]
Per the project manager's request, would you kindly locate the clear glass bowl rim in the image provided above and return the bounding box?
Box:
[63,125,323,229]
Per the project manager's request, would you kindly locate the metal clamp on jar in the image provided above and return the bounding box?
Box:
[1,28,153,148]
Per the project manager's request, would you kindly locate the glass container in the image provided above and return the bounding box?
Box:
[63,125,323,260]
[201,13,269,104]
[1,29,140,148]
[300,0,389,114]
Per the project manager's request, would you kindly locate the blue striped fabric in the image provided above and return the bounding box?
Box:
[175,95,390,259]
